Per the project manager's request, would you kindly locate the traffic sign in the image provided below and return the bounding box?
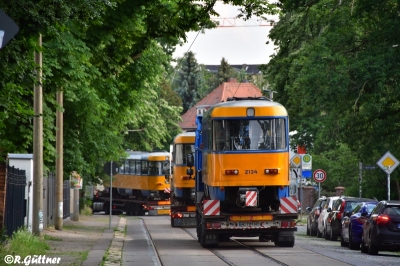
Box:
[301,154,312,169]
[291,168,301,179]
[313,169,327,183]
[0,9,19,49]
[290,154,301,167]
[103,161,120,176]
[377,151,399,174]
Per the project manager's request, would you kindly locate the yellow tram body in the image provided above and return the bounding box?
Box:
[113,151,171,191]
[172,131,196,189]
[201,100,289,188]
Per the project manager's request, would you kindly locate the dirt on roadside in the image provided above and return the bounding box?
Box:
[43,214,110,266]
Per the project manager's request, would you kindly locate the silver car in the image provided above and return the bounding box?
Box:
[317,196,340,239]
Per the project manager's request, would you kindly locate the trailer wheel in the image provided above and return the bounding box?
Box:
[171,217,175,227]
[104,203,110,215]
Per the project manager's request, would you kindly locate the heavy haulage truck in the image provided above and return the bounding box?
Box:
[187,97,298,248]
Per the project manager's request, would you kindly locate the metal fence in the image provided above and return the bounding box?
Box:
[3,167,71,237]
[4,166,26,237]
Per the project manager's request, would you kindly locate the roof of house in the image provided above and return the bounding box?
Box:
[179,79,263,130]
[204,64,261,74]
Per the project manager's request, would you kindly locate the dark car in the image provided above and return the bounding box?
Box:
[340,201,378,249]
[306,196,327,236]
[361,200,400,255]
[326,197,377,241]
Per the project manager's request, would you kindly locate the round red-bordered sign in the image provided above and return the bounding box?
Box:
[313,169,327,183]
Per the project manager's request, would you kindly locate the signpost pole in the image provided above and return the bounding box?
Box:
[109,160,113,229]
[300,161,303,221]
[359,162,362,198]
[387,172,390,201]
[318,183,320,199]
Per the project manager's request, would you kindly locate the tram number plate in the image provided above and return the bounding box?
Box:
[157,210,169,215]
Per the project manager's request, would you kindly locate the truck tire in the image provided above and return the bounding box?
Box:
[104,203,110,215]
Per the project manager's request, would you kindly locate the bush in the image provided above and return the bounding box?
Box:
[0,228,49,259]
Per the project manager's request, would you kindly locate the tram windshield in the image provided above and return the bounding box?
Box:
[174,144,195,164]
[213,118,287,151]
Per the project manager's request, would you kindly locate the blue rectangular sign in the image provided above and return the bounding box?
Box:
[302,169,312,178]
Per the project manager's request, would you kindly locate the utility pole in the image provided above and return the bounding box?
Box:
[55,90,63,230]
[33,34,43,236]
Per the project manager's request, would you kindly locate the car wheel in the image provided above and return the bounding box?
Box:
[360,237,368,253]
[340,234,346,247]
[348,227,359,250]
[368,234,378,255]
[306,219,311,236]
[311,221,317,236]
[329,225,337,241]
[324,225,329,240]
[316,227,322,238]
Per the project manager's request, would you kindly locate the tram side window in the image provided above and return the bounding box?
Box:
[213,120,226,151]
[162,161,170,175]
[129,160,135,174]
[124,160,129,174]
[135,160,141,175]
[141,161,148,175]
[118,160,125,174]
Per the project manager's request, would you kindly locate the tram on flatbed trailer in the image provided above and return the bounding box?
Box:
[170,131,196,227]
[92,151,171,216]
[188,97,298,247]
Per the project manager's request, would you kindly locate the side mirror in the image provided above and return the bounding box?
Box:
[187,154,194,167]
[306,207,312,212]
[327,207,332,212]
[344,211,351,217]
[186,168,194,176]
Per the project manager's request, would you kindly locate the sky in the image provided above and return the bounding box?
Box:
[173,2,279,65]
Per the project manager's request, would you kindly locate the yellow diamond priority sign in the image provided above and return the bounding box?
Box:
[290,154,301,167]
[377,151,399,174]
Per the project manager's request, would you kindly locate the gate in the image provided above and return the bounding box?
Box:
[63,180,70,219]
[4,166,26,237]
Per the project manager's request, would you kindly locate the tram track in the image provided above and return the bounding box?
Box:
[182,228,290,266]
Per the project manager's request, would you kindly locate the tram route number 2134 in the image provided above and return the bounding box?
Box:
[245,170,257,174]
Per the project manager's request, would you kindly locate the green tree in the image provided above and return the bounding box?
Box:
[264,0,400,200]
[217,57,235,84]
[173,51,202,113]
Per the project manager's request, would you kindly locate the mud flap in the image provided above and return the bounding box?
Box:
[204,234,219,245]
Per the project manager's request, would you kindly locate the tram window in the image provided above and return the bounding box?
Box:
[135,160,140,175]
[162,162,170,175]
[213,118,287,151]
[141,161,148,175]
[118,161,125,174]
[175,144,194,164]
[148,162,158,175]
[129,160,135,174]
[124,160,129,174]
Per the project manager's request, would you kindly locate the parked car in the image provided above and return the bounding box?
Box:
[317,196,340,239]
[361,200,400,255]
[306,196,327,236]
[340,201,378,249]
[325,197,377,241]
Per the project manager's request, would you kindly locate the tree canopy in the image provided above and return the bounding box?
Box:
[263,0,400,199]
[0,0,277,183]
